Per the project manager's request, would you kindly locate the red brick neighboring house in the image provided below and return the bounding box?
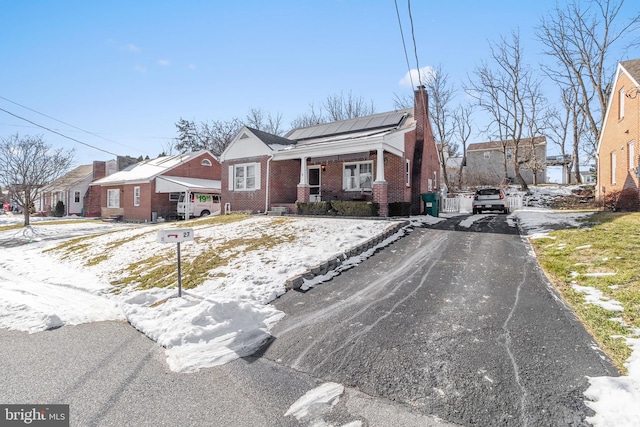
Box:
[38,160,117,216]
[220,86,440,216]
[90,151,220,222]
[597,59,640,200]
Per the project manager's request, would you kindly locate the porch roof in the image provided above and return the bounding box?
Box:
[271,127,408,161]
[155,176,221,194]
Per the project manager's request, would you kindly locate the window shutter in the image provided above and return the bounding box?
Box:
[228,165,234,191]
[255,162,261,190]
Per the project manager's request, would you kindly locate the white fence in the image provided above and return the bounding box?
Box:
[440,193,523,213]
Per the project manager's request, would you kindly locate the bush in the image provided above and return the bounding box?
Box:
[388,202,411,217]
[53,200,65,217]
[330,200,379,217]
[296,200,380,217]
[296,201,331,215]
[603,188,639,211]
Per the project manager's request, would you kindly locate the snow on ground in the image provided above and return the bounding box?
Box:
[1,186,639,425]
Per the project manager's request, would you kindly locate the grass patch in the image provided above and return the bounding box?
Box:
[110,216,296,292]
[531,212,640,373]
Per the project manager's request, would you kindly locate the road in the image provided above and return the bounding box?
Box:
[263,214,619,426]
[0,214,619,426]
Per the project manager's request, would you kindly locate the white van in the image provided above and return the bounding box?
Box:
[177,193,221,219]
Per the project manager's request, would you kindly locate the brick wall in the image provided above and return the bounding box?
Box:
[221,156,269,213]
[164,152,221,180]
[270,159,299,204]
[598,70,640,198]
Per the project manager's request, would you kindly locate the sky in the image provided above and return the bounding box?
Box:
[1,185,639,425]
[1,1,638,169]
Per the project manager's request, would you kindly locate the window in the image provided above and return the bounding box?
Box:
[107,189,120,208]
[201,159,212,166]
[629,141,635,170]
[611,151,617,185]
[484,152,490,159]
[506,149,513,159]
[619,88,625,120]
[343,161,373,191]
[133,186,140,206]
[74,191,80,203]
[406,159,411,187]
[169,192,180,201]
[228,163,261,191]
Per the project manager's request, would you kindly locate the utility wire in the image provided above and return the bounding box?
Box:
[0,107,120,156]
[395,0,415,90]
[0,95,151,155]
[407,0,423,87]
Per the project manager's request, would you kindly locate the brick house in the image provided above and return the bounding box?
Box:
[90,151,220,222]
[596,59,640,200]
[38,160,117,216]
[220,86,440,216]
[465,137,547,186]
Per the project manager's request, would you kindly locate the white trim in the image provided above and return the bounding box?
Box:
[133,186,141,206]
[107,189,120,208]
[343,161,373,191]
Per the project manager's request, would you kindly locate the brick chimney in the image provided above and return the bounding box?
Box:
[411,85,428,214]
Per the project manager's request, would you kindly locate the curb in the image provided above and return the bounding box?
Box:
[285,221,409,291]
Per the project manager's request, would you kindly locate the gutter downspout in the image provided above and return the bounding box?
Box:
[265,155,273,214]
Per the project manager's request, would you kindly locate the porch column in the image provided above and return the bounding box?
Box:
[299,156,307,185]
[297,156,310,203]
[375,148,386,182]
[373,181,389,217]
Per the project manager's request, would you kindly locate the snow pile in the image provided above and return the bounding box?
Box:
[284,382,345,421]
[585,338,640,426]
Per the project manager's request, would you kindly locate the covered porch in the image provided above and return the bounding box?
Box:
[271,133,406,217]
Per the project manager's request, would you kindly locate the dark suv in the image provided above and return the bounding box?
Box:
[472,188,509,214]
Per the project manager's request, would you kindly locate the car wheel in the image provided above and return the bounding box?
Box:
[200,210,210,217]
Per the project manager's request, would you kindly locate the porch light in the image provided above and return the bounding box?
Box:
[321,164,326,172]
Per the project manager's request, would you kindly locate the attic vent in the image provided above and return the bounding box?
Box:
[240,133,249,139]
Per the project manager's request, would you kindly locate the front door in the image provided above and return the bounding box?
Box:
[308,166,321,201]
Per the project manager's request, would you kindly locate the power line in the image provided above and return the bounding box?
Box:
[0,95,151,155]
[395,0,415,89]
[407,0,423,87]
[0,107,120,156]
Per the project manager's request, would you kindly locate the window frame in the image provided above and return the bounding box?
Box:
[611,151,617,185]
[74,191,80,203]
[229,162,261,191]
[342,161,373,191]
[619,87,625,120]
[405,159,411,187]
[629,141,635,170]
[107,189,120,208]
[133,186,141,207]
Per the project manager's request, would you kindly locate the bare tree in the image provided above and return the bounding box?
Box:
[537,0,640,160]
[174,117,242,157]
[453,104,474,190]
[424,64,458,191]
[245,108,285,136]
[0,134,74,226]
[291,91,376,129]
[323,91,376,121]
[467,31,545,191]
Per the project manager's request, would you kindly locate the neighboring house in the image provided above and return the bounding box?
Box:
[90,151,220,222]
[596,58,640,199]
[220,86,440,216]
[38,161,117,216]
[465,137,547,186]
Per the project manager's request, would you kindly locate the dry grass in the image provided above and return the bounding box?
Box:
[531,212,640,373]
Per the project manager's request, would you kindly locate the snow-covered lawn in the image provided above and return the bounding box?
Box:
[1,188,638,425]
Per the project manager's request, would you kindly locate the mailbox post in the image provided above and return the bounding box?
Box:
[157,228,194,297]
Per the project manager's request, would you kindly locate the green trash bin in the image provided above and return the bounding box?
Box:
[421,192,440,217]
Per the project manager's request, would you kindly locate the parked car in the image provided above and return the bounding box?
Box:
[472,188,509,214]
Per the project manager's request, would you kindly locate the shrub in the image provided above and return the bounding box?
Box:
[54,200,65,217]
[296,201,331,215]
[330,200,379,217]
[603,188,639,211]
